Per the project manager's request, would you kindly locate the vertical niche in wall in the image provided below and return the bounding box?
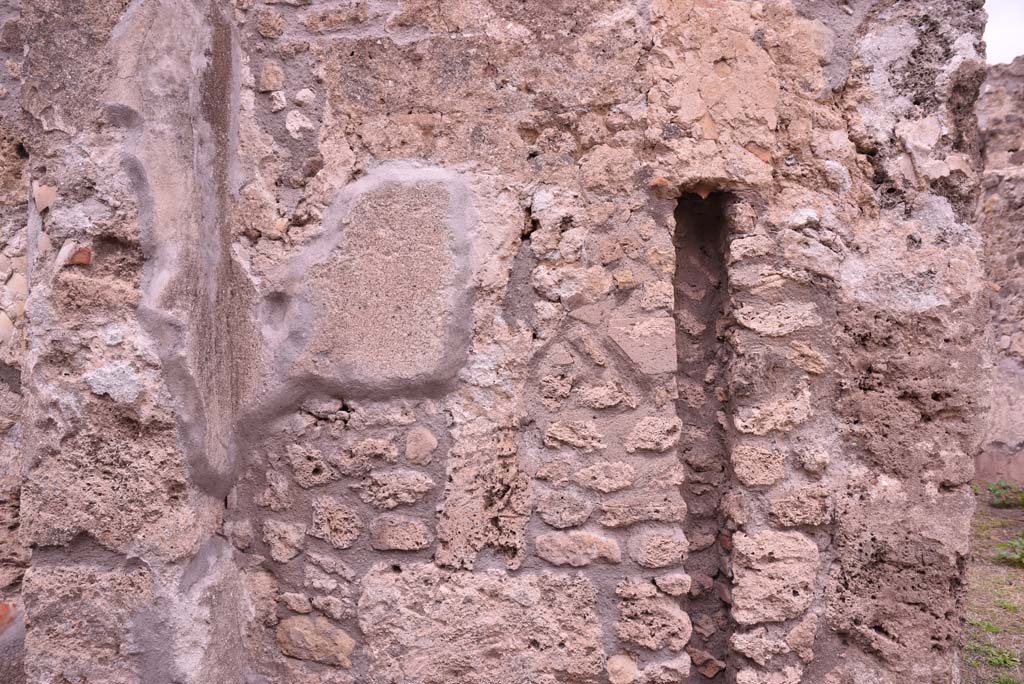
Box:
[672,190,734,680]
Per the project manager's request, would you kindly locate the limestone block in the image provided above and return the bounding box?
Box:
[312,595,350,621]
[640,281,674,311]
[276,615,355,667]
[608,654,639,684]
[82,361,142,403]
[769,485,833,527]
[729,235,776,263]
[285,109,316,139]
[629,529,690,568]
[625,416,683,453]
[276,163,475,398]
[734,302,822,336]
[404,426,438,465]
[577,380,633,409]
[607,316,677,375]
[574,461,635,493]
[544,420,606,452]
[639,654,693,682]
[433,429,530,570]
[539,372,575,409]
[731,627,789,666]
[279,592,312,614]
[351,438,399,464]
[733,532,819,624]
[734,385,812,435]
[731,444,787,487]
[786,613,818,663]
[600,491,687,528]
[616,580,692,651]
[19,416,209,559]
[654,573,693,597]
[22,564,154,684]
[286,444,341,489]
[536,489,594,528]
[358,563,605,683]
[369,514,433,551]
[263,520,306,562]
[357,469,435,510]
[535,530,621,567]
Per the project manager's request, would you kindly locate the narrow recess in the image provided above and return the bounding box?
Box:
[672,192,733,680]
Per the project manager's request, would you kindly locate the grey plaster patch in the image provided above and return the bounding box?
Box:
[83,361,142,403]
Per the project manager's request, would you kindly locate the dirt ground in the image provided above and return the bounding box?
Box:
[964,483,1024,684]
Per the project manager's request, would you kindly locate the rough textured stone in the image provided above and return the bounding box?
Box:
[731,444,787,488]
[628,529,690,568]
[577,381,633,409]
[279,592,311,614]
[639,654,692,682]
[22,564,154,684]
[368,514,433,551]
[287,444,341,489]
[404,426,438,465]
[600,491,688,528]
[543,420,606,452]
[654,573,692,597]
[574,461,635,493]
[607,653,639,684]
[625,416,683,453]
[733,532,819,624]
[280,164,475,398]
[616,580,693,651]
[731,627,789,667]
[733,386,812,436]
[535,530,621,567]
[769,485,833,527]
[536,488,594,529]
[309,497,362,550]
[734,302,822,337]
[350,438,399,465]
[358,470,435,510]
[264,520,306,562]
[276,615,355,667]
[358,563,605,683]
[786,613,818,663]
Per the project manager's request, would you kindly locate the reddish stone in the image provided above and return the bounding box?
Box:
[0,602,13,630]
[66,246,92,265]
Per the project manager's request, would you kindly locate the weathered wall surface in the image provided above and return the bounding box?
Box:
[977,55,1024,484]
[1,1,988,683]
[0,0,28,679]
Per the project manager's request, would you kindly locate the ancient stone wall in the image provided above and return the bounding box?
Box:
[0,1,990,683]
[977,55,1024,484]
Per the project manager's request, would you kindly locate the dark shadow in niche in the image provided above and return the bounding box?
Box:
[672,191,735,681]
